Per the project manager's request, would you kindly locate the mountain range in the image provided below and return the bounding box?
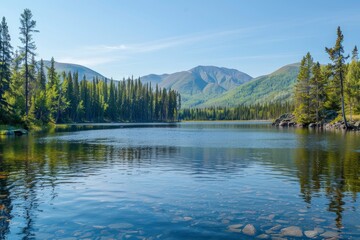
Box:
[45,61,300,108]
[141,64,299,107]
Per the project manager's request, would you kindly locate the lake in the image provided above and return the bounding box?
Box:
[0,121,359,239]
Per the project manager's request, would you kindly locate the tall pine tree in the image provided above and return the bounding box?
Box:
[325,27,349,129]
[19,9,39,116]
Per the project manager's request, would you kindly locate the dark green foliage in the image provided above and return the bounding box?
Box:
[180,102,293,121]
[19,9,39,116]
[70,76,178,123]
[0,17,13,122]
[346,46,360,120]
[309,62,326,123]
[293,27,360,127]
[325,27,349,128]
[294,53,313,124]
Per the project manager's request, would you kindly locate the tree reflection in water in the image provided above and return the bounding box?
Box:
[295,130,360,229]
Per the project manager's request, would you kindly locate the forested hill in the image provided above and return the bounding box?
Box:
[43,60,107,81]
[141,64,299,108]
[145,66,253,93]
[201,63,300,107]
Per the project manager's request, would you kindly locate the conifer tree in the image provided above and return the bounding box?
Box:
[19,9,39,116]
[309,62,326,124]
[345,46,360,121]
[325,27,349,129]
[0,17,13,121]
[46,57,60,122]
[5,51,25,119]
[37,59,46,90]
[294,52,313,124]
[29,58,48,124]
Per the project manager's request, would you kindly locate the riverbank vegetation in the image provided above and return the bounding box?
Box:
[0,9,180,129]
[293,27,360,129]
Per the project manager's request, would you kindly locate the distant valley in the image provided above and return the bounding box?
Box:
[47,61,299,108]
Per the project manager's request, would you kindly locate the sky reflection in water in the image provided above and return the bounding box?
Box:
[0,122,359,239]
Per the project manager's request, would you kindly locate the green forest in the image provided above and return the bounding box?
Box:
[293,27,360,128]
[0,9,180,128]
[180,102,293,121]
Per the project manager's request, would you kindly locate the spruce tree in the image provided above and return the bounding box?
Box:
[294,52,313,124]
[5,51,25,119]
[0,17,13,121]
[345,46,360,121]
[309,62,326,124]
[46,57,60,122]
[37,59,46,91]
[325,27,349,129]
[29,58,48,124]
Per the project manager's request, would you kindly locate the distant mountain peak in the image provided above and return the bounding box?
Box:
[141,65,253,97]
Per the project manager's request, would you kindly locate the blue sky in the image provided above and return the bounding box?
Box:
[1,0,360,79]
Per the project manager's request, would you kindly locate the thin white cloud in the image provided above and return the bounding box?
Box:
[84,26,267,55]
[56,26,267,68]
[56,23,309,69]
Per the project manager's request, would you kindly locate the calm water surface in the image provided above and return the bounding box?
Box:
[0,122,359,239]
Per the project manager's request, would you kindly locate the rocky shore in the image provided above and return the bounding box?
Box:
[272,111,360,131]
[0,128,28,136]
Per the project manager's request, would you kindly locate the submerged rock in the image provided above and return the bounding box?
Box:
[314,227,325,234]
[265,224,282,234]
[228,228,242,233]
[280,226,303,237]
[304,230,318,238]
[320,231,339,238]
[221,219,230,224]
[256,233,270,239]
[108,223,134,229]
[242,224,256,236]
[271,237,287,240]
[228,223,243,233]
[183,216,192,221]
[228,223,243,229]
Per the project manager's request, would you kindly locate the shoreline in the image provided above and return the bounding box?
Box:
[272,113,360,131]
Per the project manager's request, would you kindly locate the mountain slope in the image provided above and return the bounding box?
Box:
[141,66,252,94]
[43,60,107,80]
[201,63,300,107]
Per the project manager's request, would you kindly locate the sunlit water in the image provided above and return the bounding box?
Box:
[0,122,359,239]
